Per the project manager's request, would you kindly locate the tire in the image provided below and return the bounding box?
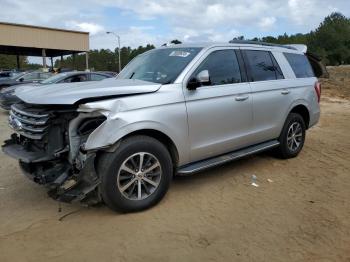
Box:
[275,113,306,159]
[98,135,173,212]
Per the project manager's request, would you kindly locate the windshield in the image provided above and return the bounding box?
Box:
[117,47,202,84]
[41,73,68,84]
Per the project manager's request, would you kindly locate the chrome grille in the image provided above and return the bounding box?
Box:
[9,104,50,140]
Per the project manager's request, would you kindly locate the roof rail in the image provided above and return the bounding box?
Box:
[228,40,298,50]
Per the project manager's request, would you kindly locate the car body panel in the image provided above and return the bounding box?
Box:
[15,78,162,105]
[82,84,190,165]
[179,46,254,162]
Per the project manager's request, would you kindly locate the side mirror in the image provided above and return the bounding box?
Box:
[197,70,210,83]
[187,70,210,90]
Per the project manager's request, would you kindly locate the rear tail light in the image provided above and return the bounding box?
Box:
[314,81,321,103]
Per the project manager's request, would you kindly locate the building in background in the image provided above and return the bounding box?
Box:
[0,22,89,70]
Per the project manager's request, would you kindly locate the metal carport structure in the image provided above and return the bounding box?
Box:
[0,22,89,69]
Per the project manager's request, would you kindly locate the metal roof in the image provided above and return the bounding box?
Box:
[159,41,303,53]
[0,22,89,57]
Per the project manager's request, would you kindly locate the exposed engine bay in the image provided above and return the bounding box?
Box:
[2,102,106,204]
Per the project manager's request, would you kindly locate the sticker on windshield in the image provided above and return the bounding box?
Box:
[169,51,191,57]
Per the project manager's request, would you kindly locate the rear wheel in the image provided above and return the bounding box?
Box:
[98,135,173,212]
[276,113,306,159]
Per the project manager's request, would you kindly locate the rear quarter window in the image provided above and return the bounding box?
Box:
[243,50,284,82]
[284,53,315,78]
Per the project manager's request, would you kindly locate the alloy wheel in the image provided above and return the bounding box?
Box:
[117,152,162,200]
[287,122,303,152]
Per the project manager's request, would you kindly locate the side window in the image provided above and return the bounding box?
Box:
[192,50,242,86]
[39,73,52,80]
[243,50,283,81]
[0,72,11,77]
[91,74,108,81]
[64,74,88,83]
[284,53,315,78]
[22,73,39,81]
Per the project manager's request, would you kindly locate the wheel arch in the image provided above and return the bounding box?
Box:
[123,129,179,167]
[96,128,180,169]
[288,104,310,129]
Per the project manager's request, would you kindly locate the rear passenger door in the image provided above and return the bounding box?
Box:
[183,48,253,162]
[242,49,293,142]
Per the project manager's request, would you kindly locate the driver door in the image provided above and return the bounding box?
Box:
[183,48,253,162]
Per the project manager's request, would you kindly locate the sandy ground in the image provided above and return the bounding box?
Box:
[0,95,349,262]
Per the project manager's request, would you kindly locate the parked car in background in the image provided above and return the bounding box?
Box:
[2,42,326,212]
[0,71,112,110]
[96,71,118,77]
[0,71,20,80]
[0,71,52,90]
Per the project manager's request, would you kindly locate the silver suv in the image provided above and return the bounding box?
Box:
[2,41,326,212]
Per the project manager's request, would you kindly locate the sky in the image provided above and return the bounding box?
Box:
[1,0,349,52]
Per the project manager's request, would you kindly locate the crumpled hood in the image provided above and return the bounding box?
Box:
[15,78,162,105]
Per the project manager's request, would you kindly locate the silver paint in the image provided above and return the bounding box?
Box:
[15,43,320,167]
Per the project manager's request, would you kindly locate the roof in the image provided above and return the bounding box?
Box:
[0,22,89,34]
[160,41,304,53]
[0,22,89,57]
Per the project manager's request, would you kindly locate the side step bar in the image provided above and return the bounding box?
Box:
[177,140,280,175]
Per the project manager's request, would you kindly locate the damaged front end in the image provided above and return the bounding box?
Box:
[2,102,107,205]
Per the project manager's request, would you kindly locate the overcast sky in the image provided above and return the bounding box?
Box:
[1,0,349,51]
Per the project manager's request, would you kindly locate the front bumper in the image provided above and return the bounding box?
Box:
[2,135,101,204]
[2,135,54,163]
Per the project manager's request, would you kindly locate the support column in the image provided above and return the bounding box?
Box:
[50,57,54,70]
[85,52,89,71]
[16,55,20,70]
[42,49,47,69]
[72,53,76,70]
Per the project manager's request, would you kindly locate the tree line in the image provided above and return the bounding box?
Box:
[0,12,349,71]
[236,12,350,66]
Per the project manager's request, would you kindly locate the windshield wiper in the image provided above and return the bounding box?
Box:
[129,72,135,79]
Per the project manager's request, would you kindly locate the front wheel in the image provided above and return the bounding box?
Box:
[276,113,306,159]
[98,135,173,212]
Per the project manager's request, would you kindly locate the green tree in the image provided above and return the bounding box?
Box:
[308,12,350,65]
[236,12,350,66]
[0,55,28,70]
[55,44,155,72]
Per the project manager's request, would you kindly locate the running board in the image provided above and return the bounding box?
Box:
[177,140,280,175]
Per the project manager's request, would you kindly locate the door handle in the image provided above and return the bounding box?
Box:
[235,95,249,101]
[281,89,290,95]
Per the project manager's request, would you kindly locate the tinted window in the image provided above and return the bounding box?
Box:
[38,73,52,80]
[192,50,242,86]
[91,74,109,81]
[284,53,315,78]
[244,50,282,81]
[0,72,11,78]
[64,74,88,83]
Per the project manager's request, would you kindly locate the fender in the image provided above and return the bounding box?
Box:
[84,118,190,165]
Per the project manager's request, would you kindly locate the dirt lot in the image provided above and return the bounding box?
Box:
[0,69,350,261]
